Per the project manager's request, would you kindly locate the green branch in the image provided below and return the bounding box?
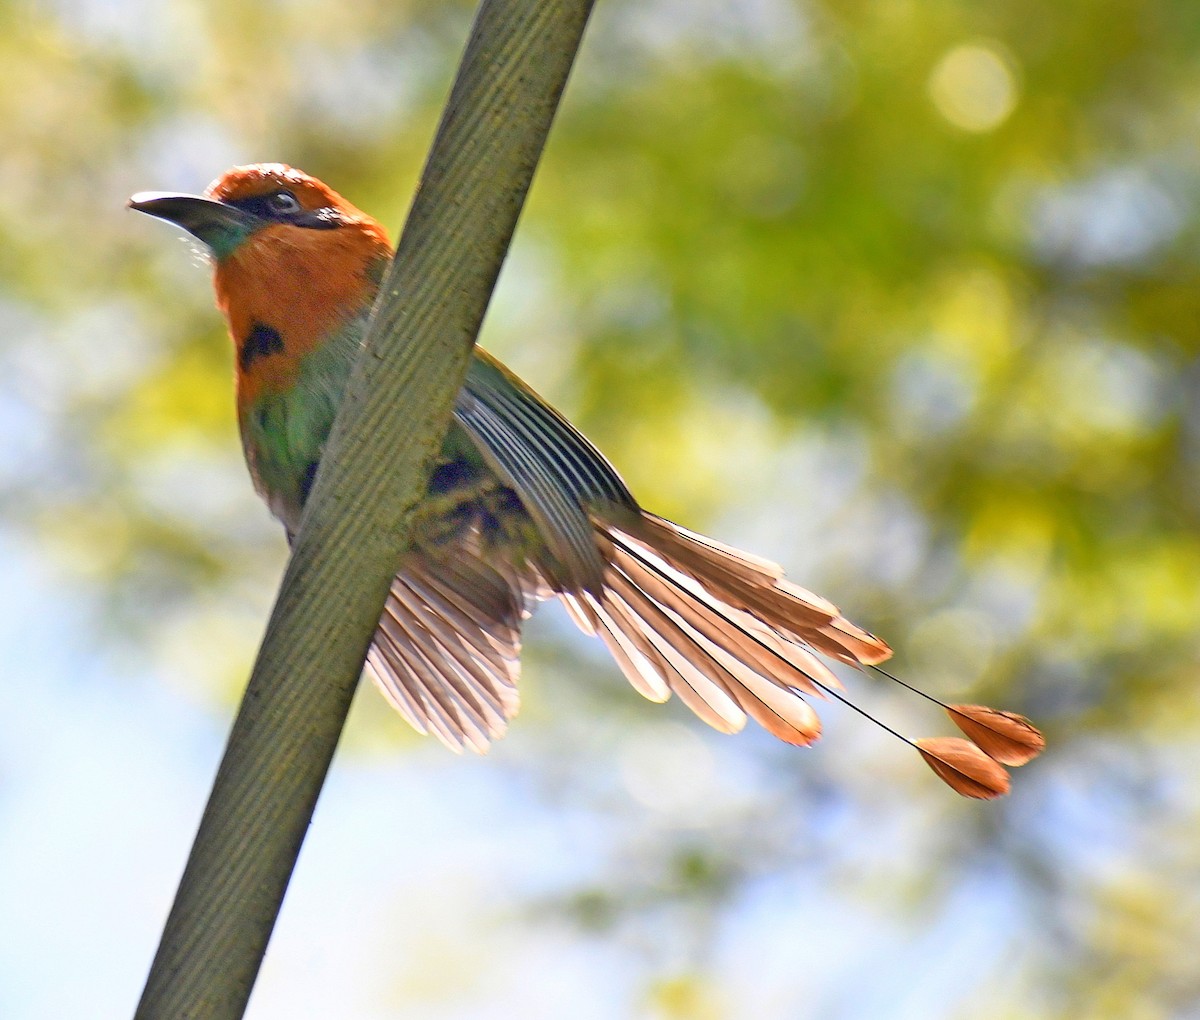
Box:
[134,1,596,1016]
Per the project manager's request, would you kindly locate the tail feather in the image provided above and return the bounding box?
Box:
[602,533,829,698]
[631,517,791,583]
[810,613,894,667]
[597,577,748,733]
[562,513,893,745]
[607,534,824,744]
[559,590,599,637]
[704,636,823,745]
[584,598,672,703]
[631,514,888,663]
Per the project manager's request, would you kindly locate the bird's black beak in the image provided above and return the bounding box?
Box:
[128,192,262,259]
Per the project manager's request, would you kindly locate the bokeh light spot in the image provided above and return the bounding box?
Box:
[928,43,1018,133]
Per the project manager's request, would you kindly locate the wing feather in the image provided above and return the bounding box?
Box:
[365,537,535,754]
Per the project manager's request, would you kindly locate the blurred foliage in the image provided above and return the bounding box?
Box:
[2,0,1199,1016]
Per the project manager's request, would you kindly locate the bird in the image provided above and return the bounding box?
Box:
[129,163,1042,797]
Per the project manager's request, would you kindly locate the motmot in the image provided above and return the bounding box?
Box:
[130,164,1042,796]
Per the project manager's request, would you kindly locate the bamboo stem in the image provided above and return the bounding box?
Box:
[134,2,596,1016]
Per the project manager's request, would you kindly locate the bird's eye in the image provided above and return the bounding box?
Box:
[266,190,301,215]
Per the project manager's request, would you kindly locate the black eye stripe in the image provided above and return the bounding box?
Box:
[224,194,287,219]
[223,193,343,229]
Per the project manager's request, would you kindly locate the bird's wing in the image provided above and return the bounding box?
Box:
[365,536,537,753]
[454,349,639,595]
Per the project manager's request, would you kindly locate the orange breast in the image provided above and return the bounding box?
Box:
[213,222,391,413]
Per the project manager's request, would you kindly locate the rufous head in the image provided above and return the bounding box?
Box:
[129,164,394,410]
[128,163,390,261]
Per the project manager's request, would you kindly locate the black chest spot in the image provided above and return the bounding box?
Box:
[239,321,285,372]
